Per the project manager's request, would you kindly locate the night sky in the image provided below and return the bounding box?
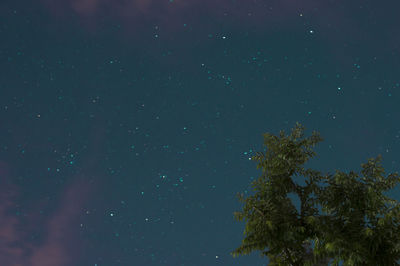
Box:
[0,0,400,265]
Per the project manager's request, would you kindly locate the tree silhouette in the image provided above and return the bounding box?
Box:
[232,122,400,265]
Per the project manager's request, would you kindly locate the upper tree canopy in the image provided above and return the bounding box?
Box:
[232,122,400,265]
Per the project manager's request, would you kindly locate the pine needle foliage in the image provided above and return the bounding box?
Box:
[232,122,400,265]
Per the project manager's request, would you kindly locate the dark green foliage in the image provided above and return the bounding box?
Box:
[232,122,400,265]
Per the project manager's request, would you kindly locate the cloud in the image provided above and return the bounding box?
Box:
[37,0,370,52]
[30,178,92,266]
[0,161,25,265]
[0,161,91,266]
[39,0,329,30]
[26,0,400,54]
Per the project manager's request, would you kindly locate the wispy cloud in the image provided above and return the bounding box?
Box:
[39,0,333,29]
[30,178,92,266]
[0,161,92,266]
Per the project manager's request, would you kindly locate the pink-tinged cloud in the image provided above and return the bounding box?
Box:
[30,178,92,266]
[0,197,25,265]
[0,161,25,265]
[37,0,379,55]
[71,0,99,15]
[42,0,317,16]
[0,161,92,266]
[26,0,400,54]
[39,0,341,31]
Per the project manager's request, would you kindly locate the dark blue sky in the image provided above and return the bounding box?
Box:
[0,0,400,265]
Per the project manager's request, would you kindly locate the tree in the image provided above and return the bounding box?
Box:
[231,122,400,265]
